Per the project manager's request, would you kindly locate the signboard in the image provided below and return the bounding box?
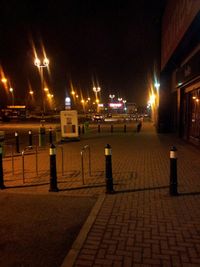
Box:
[161,0,200,70]
[176,50,200,86]
[60,110,79,140]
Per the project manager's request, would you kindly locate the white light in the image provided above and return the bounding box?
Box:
[43,58,49,66]
[65,97,71,103]
[34,58,41,67]
[109,103,122,108]
[154,82,160,90]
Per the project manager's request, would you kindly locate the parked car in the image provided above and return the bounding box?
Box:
[92,114,104,122]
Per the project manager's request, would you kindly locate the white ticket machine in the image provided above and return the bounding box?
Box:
[60,110,79,140]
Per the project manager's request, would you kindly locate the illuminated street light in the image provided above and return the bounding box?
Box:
[118,98,122,102]
[34,56,49,114]
[109,94,115,102]
[9,87,14,105]
[93,86,101,99]
[1,78,7,84]
[93,86,101,112]
[154,82,160,91]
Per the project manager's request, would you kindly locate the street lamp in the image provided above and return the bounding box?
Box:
[109,94,115,102]
[9,87,14,105]
[93,86,101,98]
[93,86,101,112]
[34,56,49,114]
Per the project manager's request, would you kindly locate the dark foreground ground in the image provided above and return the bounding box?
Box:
[0,193,96,267]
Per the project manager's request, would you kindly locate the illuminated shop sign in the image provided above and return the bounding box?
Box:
[109,103,123,108]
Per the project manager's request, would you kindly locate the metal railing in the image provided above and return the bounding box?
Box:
[21,146,39,183]
[80,145,91,185]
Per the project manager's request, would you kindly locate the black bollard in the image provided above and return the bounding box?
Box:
[111,124,113,133]
[78,125,81,136]
[0,145,5,189]
[136,121,142,132]
[49,127,53,144]
[82,125,85,134]
[28,130,33,147]
[49,144,59,192]
[170,146,178,196]
[105,144,114,194]
[124,124,127,133]
[15,131,20,153]
[98,124,101,133]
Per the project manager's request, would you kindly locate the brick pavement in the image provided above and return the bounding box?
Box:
[61,122,200,267]
[1,121,200,266]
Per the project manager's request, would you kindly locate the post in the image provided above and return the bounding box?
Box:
[39,127,46,147]
[105,144,114,194]
[170,146,178,196]
[98,124,101,133]
[78,125,81,136]
[0,144,5,189]
[111,124,113,133]
[136,121,142,132]
[124,124,127,133]
[82,125,85,134]
[28,130,33,147]
[0,131,5,157]
[49,144,59,192]
[15,131,20,153]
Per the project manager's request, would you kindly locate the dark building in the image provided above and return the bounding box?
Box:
[159,0,200,146]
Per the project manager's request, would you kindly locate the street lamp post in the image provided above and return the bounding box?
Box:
[109,94,115,102]
[9,87,14,105]
[93,86,101,112]
[34,57,49,115]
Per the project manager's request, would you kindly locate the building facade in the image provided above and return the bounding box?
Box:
[159,0,200,146]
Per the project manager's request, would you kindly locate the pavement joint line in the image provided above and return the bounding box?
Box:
[60,194,105,267]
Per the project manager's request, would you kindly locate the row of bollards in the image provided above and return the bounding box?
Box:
[79,124,128,134]
[0,142,179,196]
[12,128,56,154]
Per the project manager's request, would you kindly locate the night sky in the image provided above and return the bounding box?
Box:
[0,0,165,107]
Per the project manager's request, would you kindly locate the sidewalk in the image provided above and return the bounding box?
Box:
[1,121,200,266]
[62,122,200,266]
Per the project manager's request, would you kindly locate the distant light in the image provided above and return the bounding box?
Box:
[1,78,7,84]
[98,103,104,107]
[178,82,183,86]
[154,82,160,90]
[109,103,122,108]
[43,58,49,66]
[65,97,71,103]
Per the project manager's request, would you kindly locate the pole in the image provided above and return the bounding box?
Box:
[49,144,59,192]
[0,144,5,189]
[170,146,178,196]
[15,131,20,153]
[105,144,114,194]
[40,67,45,115]
[111,124,113,133]
[28,130,33,147]
[124,124,127,133]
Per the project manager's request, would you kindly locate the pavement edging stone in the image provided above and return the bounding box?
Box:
[60,194,105,267]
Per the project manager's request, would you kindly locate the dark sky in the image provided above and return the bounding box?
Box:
[0,0,165,107]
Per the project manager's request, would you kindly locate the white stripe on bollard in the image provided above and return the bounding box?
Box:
[105,148,112,156]
[50,148,56,155]
[170,151,177,159]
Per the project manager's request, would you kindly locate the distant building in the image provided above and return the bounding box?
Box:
[159,1,200,146]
